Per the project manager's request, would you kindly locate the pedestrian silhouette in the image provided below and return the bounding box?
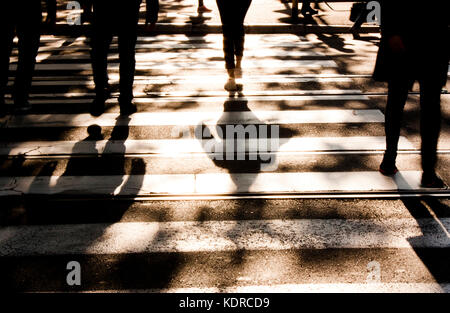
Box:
[89,0,159,117]
[349,1,370,39]
[216,0,252,92]
[0,0,56,117]
[301,0,318,16]
[373,1,450,188]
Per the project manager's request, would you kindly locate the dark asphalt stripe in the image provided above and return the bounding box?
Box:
[1,248,448,292]
[1,198,449,226]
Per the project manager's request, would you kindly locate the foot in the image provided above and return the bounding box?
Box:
[379,159,398,176]
[197,5,212,13]
[301,8,318,16]
[224,78,238,92]
[15,101,33,114]
[90,98,105,117]
[421,172,446,189]
[120,103,137,116]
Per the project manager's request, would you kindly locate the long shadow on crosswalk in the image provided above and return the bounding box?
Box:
[403,197,450,287]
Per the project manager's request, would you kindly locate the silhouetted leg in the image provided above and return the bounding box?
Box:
[14,3,41,108]
[217,0,237,70]
[301,0,317,15]
[117,0,140,108]
[90,2,112,103]
[350,9,367,38]
[0,19,15,110]
[382,78,409,170]
[233,0,251,62]
[419,77,442,175]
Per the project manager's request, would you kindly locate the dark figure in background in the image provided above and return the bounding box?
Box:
[349,1,369,39]
[0,0,56,116]
[301,0,318,16]
[90,0,159,116]
[373,1,450,188]
[216,0,252,92]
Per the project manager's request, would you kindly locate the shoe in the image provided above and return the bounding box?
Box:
[120,103,137,116]
[90,98,105,117]
[197,5,212,13]
[224,78,238,92]
[379,159,398,176]
[15,101,33,114]
[301,8,318,16]
[421,172,445,189]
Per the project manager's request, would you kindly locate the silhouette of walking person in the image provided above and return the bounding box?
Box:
[373,1,449,188]
[349,1,369,39]
[216,0,252,92]
[90,0,159,117]
[0,0,56,117]
[301,0,318,16]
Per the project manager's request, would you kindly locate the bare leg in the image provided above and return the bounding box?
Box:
[198,0,211,13]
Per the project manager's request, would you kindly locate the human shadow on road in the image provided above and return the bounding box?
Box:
[402,197,450,289]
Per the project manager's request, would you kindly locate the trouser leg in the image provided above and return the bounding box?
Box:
[0,21,15,105]
[384,79,410,161]
[419,78,442,173]
[301,0,311,10]
[233,0,251,59]
[217,0,236,69]
[118,1,140,105]
[90,3,112,101]
[14,5,41,105]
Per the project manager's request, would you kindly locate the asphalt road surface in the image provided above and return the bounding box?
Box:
[1,33,449,293]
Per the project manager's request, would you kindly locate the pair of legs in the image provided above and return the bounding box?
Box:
[301,0,318,15]
[216,0,252,91]
[381,76,443,187]
[0,1,42,115]
[90,0,141,116]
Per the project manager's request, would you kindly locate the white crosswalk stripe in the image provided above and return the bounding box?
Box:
[0,171,435,197]
[1,217,449,256]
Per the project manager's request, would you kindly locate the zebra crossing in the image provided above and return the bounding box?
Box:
[1,34,449,293]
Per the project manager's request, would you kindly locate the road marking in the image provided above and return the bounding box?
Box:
[24,89,365,99]
[32,42,315,52]
[9,60,337,71]
[0,217,449,256]
[4,94,369,105]
[7,76,352,87]
[35,34,313,43]
[8,73,372,82]
[0,137,413,156]
[10,50,326,63]
[0,171,431,196]
[3,109,383,128]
